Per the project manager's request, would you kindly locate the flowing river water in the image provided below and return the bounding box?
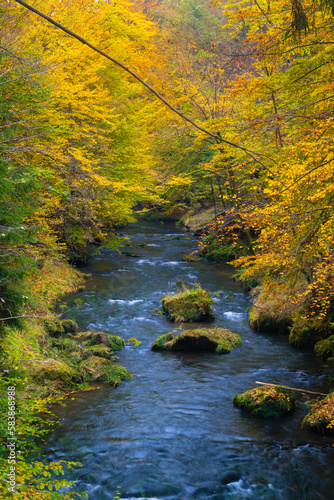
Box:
[44,222,334,499]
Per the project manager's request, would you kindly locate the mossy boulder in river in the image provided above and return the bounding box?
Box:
[161,284,214,322]
[182,252,203,262]
[80,356,132,387]
[302,392,334,433]
[151,328,241,353]
[151,332,175,351]
[126,337,142,346]
[233,385,295,417]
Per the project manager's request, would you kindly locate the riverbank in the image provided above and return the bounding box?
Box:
[0,255,133,499]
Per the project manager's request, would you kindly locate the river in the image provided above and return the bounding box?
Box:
[44,221,334,499]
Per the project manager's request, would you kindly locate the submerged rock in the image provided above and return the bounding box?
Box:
[302,392,334,433]
[79,356,132,387]
[151,328,241,354]
[161,284,214,322]
[233,385,295,417]
[122,251,140,257]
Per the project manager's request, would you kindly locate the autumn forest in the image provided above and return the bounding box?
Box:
[1,0,334,497]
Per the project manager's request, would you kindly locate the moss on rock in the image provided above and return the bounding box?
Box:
[61,319,79,334]
[314,336,334,359]
[76,331,125,350]
[161,284,214,322]
[44,318,78,337]
[289,313,331,349]
[151,333,175,351]
[151,328,241,353]
[302,392,334,433]
[79,356,132,387]
[28,359,81,385]
[82,344,115,359]
[127,337,142,346]
[107,334,126,350]
[233,385,295,417]
[182,252,203,262]
[248,287,293,334]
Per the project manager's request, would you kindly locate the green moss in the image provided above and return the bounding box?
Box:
[76,331,125,350]
[127,337,142,346]
[52,337,79,351]
[161,284,214,322]
[314,336,334,359]
[182,252,203,262]
[302,392,334,433]
[28,359,81,385]
[233,385,295,417]
[44,318,78,337]
[289,315,330,349]
[248,286,294,334]
[200,234,238,263]
[123,251,140,257]
[79,356,132,387]
[151,332,175,351]
[151,328,241,353]
[82,343,115,359]
[107,334,126,350]
[60,319,78,334]
[44,318,65,337]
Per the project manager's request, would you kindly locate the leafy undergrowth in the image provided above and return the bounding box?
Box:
[151,327,241,353]
[233,385,295,418]
[161,283,214,322]
[0,376,87,499]
[0,257,132,498]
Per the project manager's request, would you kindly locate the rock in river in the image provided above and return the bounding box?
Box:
[233,385,295,417]
[151,328,241,354]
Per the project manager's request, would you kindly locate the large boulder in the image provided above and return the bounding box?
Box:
[302,392,334,433]
[161,284,214,322]
[233,385,295,417]
[79,356,132,387]
[151,328,241,354]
